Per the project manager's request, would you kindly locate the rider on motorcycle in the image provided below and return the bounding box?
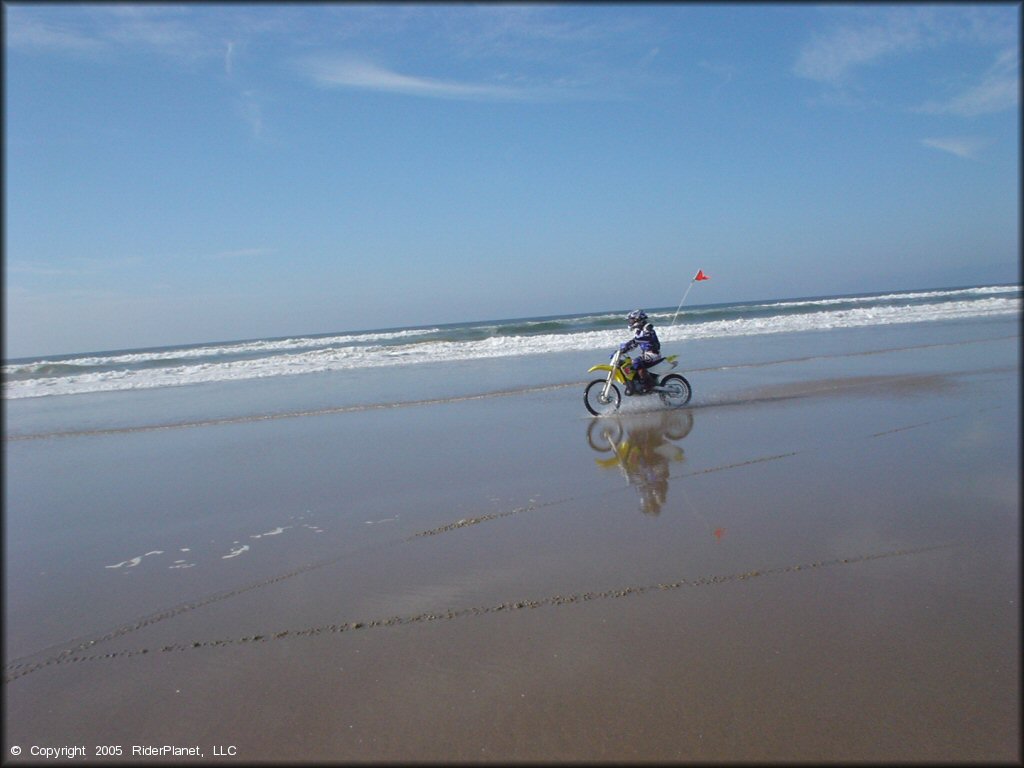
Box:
[619,309,661,392]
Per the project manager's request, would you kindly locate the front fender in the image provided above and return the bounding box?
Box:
[587,364,627,383]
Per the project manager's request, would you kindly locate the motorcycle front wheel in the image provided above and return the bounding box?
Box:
[584,379,621,416]
[658,374,692,407]
[586,417,624,450]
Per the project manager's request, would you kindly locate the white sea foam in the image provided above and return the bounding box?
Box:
[250,526,290,539]
[222,544,250,559]
[105,551,164,569]
[705,284,1019,313]
[4,293,1019,400]
[2,327,441,376]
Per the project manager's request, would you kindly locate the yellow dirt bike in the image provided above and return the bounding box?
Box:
[583,348,692,416]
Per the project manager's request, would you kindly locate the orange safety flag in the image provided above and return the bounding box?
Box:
[671,269,709,324]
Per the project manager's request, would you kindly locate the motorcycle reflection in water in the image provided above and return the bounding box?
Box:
[586,409,695,516]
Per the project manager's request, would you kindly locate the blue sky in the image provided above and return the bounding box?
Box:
[4,3,1020,357]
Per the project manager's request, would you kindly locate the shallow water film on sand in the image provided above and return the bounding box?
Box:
[4,288,1020,762]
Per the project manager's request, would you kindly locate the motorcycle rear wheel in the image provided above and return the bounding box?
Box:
[584,379,621,416]
[658,374,692,407]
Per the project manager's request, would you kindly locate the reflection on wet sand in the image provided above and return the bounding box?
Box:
[586,409,694,515]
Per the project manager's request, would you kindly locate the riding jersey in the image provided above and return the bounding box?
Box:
[621,323,661,356]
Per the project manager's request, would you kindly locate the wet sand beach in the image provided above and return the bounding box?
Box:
[4,318,1020,762]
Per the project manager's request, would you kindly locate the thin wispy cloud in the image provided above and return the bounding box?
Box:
[298,56,533,102]
[794,6,1015,85]
[6,4,235,66]
[8,5,657,110]
[99,6,204,56]
[916,47,1019,117]
[295,6,661,103]
[921,136,990,160]
[794,9,930,84]
[793,4,1019,130]
[224,40,236,78]
[5,15,104,53]
[219,39,269,141]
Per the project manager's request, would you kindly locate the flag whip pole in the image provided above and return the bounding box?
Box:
[670,281,695,326]
[670,269,709,326]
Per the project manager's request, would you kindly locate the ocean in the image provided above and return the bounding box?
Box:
[4,284,1020,401]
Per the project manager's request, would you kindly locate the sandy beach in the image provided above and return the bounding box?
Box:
[4,316,1019,762]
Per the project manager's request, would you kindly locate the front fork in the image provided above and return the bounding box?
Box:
[602,352,622,400]
[601,369,617,400]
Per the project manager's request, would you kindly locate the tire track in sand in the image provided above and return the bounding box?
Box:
[3,543,950,683]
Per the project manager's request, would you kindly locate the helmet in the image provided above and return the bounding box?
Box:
[627,309,648,329]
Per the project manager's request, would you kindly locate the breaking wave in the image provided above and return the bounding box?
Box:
[4,284,1019,400]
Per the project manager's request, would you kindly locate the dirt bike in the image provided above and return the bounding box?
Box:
[583,348,692,416]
